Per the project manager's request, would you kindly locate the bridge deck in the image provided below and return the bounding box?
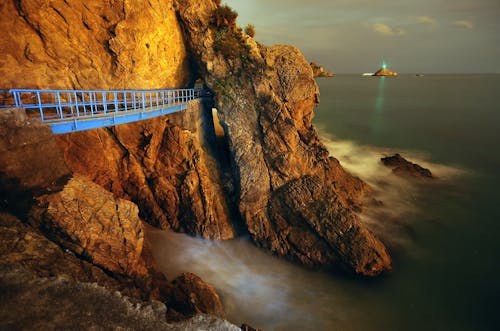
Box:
[5,88,202,134]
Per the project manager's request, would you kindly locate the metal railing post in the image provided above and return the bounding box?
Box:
[74,91,79,118]
[57,91,63,119]
[113,91,118,113]
[102,92,107,115]
[36,91,44,121]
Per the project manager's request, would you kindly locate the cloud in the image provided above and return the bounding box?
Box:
[415,16,436,25]
[452,20,474,29]
[373,23,405,36]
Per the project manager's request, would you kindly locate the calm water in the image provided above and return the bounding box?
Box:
[149,74,500,330]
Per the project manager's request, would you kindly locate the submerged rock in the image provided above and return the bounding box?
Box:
[381,154,433,179]
[176,0,391,276]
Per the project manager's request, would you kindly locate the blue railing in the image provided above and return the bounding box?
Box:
[7,88,202,134]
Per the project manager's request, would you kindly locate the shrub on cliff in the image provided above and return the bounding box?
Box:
[213,5,238,28]
[213,27,249,61]
[244,24,256,38]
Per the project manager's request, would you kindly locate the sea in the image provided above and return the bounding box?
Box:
[148,74,500,331]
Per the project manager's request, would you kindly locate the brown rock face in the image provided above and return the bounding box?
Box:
[175,0,391,275]
[0,213,125,292]
[0,0,192,89]
[0,109,226,319]
[166,273,225,320]
[0,108,71,217]
[55,100,238,240]
[32,175,149,278]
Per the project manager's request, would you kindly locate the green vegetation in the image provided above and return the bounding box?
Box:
[213,27,250,60]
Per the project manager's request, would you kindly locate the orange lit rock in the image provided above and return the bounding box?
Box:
[55,100,238,240]
[176,0,391,276]
[373,67,398,76]
[0,0,193,90]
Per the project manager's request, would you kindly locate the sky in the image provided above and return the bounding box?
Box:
[226,0,500,73]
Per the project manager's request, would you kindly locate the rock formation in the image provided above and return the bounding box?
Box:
[175,0,391,276]
[0,107,225,323]
[54,99,238,240]
[310,62,334,77]
[373,67,398,76]
[0,0,193,90]
[0,265,239,331]
[381,153,433,179]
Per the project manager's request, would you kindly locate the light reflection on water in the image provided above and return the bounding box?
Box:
[372,76,385,137]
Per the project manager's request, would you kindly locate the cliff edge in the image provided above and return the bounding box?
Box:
[175,0,391,275]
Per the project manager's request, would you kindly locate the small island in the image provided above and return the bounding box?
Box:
[373,62,398,76]
[310,62,334,77]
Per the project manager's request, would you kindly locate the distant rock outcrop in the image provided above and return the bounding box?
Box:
[373,67,398,76]
[310,62,334,77]
[381,154,433,179]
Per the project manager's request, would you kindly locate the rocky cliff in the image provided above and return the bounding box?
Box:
[0,108,225,322]
[0,0,192,90]
[175,0,391,275]
[1,1,394,328]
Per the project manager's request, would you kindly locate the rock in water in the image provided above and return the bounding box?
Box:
[373,67,398,76]
[381,154,433,179]
[175,0,391,276]
[165,273,224,320]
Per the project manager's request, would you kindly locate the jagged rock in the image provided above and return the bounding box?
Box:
[0,0,193,90]
[0,213,126,292]
[310,62,334,77]
[381,153,433,179]
[166,273,224,320]
[241,323,262,331]
[31,175,150,278]
[0,265,240,331]
[0,108,71,215]
[0,107,227,321]
[175,0,391,276]
[55,100,238,240]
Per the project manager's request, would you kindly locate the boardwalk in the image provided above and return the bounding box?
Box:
[5,88,202,134]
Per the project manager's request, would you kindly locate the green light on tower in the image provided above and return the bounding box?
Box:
[382,61,387,69]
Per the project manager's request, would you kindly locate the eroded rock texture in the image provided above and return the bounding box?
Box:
[175,0,391,275]
[0,108,225,320]
[0,265,239,331]
[0,0,192,89]
[55,100,238,240]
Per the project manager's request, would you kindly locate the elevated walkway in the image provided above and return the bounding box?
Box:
[4,88,202,134]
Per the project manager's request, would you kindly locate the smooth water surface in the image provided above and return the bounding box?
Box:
[149,75,500,331]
